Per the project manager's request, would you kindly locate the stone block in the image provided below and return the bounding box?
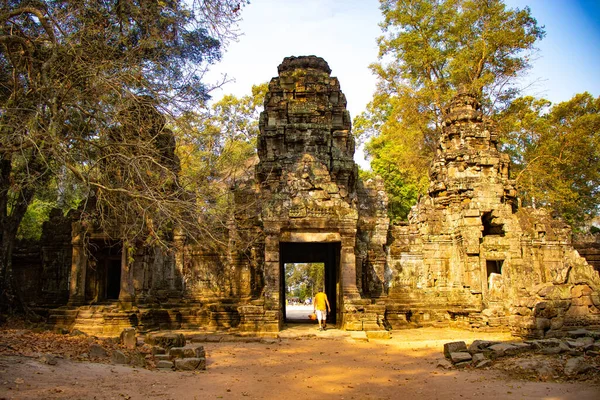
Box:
[156,360,174,370]
[350,331,368,342]
[572,285,593,298]
[450,351,473,364]
[193,345,206,358]
[567,328,591,338]
[365,331,391,340]
[111,350,129,365]
[174,357,203,371]
[471,353,486,364]
[468,340,499,353]
[89,344,108,358]
[550,317,564,330]
[564,356,592,376]
[168,347,196,359]
[474,359,492,368]
[146,333,186,349]
[120,328,137,349]
[444,341,467,358]
[488,343,516,358]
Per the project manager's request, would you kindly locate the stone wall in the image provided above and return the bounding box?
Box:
[574,234,600,273]
[12,208,72,306]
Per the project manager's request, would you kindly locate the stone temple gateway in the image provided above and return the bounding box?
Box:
[20,56,599,338]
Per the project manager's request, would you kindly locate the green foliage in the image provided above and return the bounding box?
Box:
[357,0,545,221]
[366,131,429,221]
[0,0,246,304]
[176,83,267,191]
[498,92,600,227]
[285,263,324,301]
[16,199,55,241]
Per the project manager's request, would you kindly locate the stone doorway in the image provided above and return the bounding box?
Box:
[279,242,340,325]
[85,240,123,302]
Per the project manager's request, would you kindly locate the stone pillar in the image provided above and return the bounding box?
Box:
[340,232,360,300]
[68,222,87,305]
[119,242,134,305]
[174,227,186,292]
[263,223,281,309]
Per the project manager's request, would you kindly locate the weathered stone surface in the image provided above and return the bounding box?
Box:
[145,333,185,349]
[488,343,517,358]
[471,353,486,364]
[450,352,472,364]
[567,328,592,338]
[89,344,107,358]
[174,357,206,371]
[564,357,592,376]
[156,360,174,369]
[366,331,391,340]
[567,337,595,348]
[168,347,196,359]
[444,341,467,358]
[468,340,500,353]
[120,328,137,349]
[193,345,206,358]
[111,350,130,364]
[436,359,453,369]
[475,359,492,369]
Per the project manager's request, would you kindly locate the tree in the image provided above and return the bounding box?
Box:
[176,83,268,194]
[356,0,545,220]
[285,263,324,302]
[498,93,600,228]
[0,0,246,311]
[174,83,267,252]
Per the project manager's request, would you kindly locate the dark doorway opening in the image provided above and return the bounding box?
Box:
[486,259,503,276]
[106,259,122,300]
[280,242,340,325]
[482,212,505,236]
[86,240,122,302]
[486,259,504,290]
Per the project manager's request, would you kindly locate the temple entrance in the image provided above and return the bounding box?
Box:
[85,240,123,302]
[279,242,340,325]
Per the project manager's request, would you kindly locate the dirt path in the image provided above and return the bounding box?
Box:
[1,328,598,400]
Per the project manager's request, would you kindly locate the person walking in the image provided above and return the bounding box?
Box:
[313,290,330,331]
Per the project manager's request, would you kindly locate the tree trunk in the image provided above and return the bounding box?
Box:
[0,156,35,313]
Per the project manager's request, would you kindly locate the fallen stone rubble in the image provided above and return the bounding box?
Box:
[441,328,600,380]
[144,332,206,371]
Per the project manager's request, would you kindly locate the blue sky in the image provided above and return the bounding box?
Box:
[205,0,600,164]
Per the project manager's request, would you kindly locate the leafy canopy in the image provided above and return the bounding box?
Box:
[498,92,600,228]
[357,0,545,221]
[0,0,246,305]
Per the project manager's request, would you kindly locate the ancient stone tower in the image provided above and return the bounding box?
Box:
[247,56,375,331]
[387,92,600,337]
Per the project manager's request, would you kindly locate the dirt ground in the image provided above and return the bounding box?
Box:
[1,326,599,400]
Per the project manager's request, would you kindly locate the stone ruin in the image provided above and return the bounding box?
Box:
[12,55,600,339]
